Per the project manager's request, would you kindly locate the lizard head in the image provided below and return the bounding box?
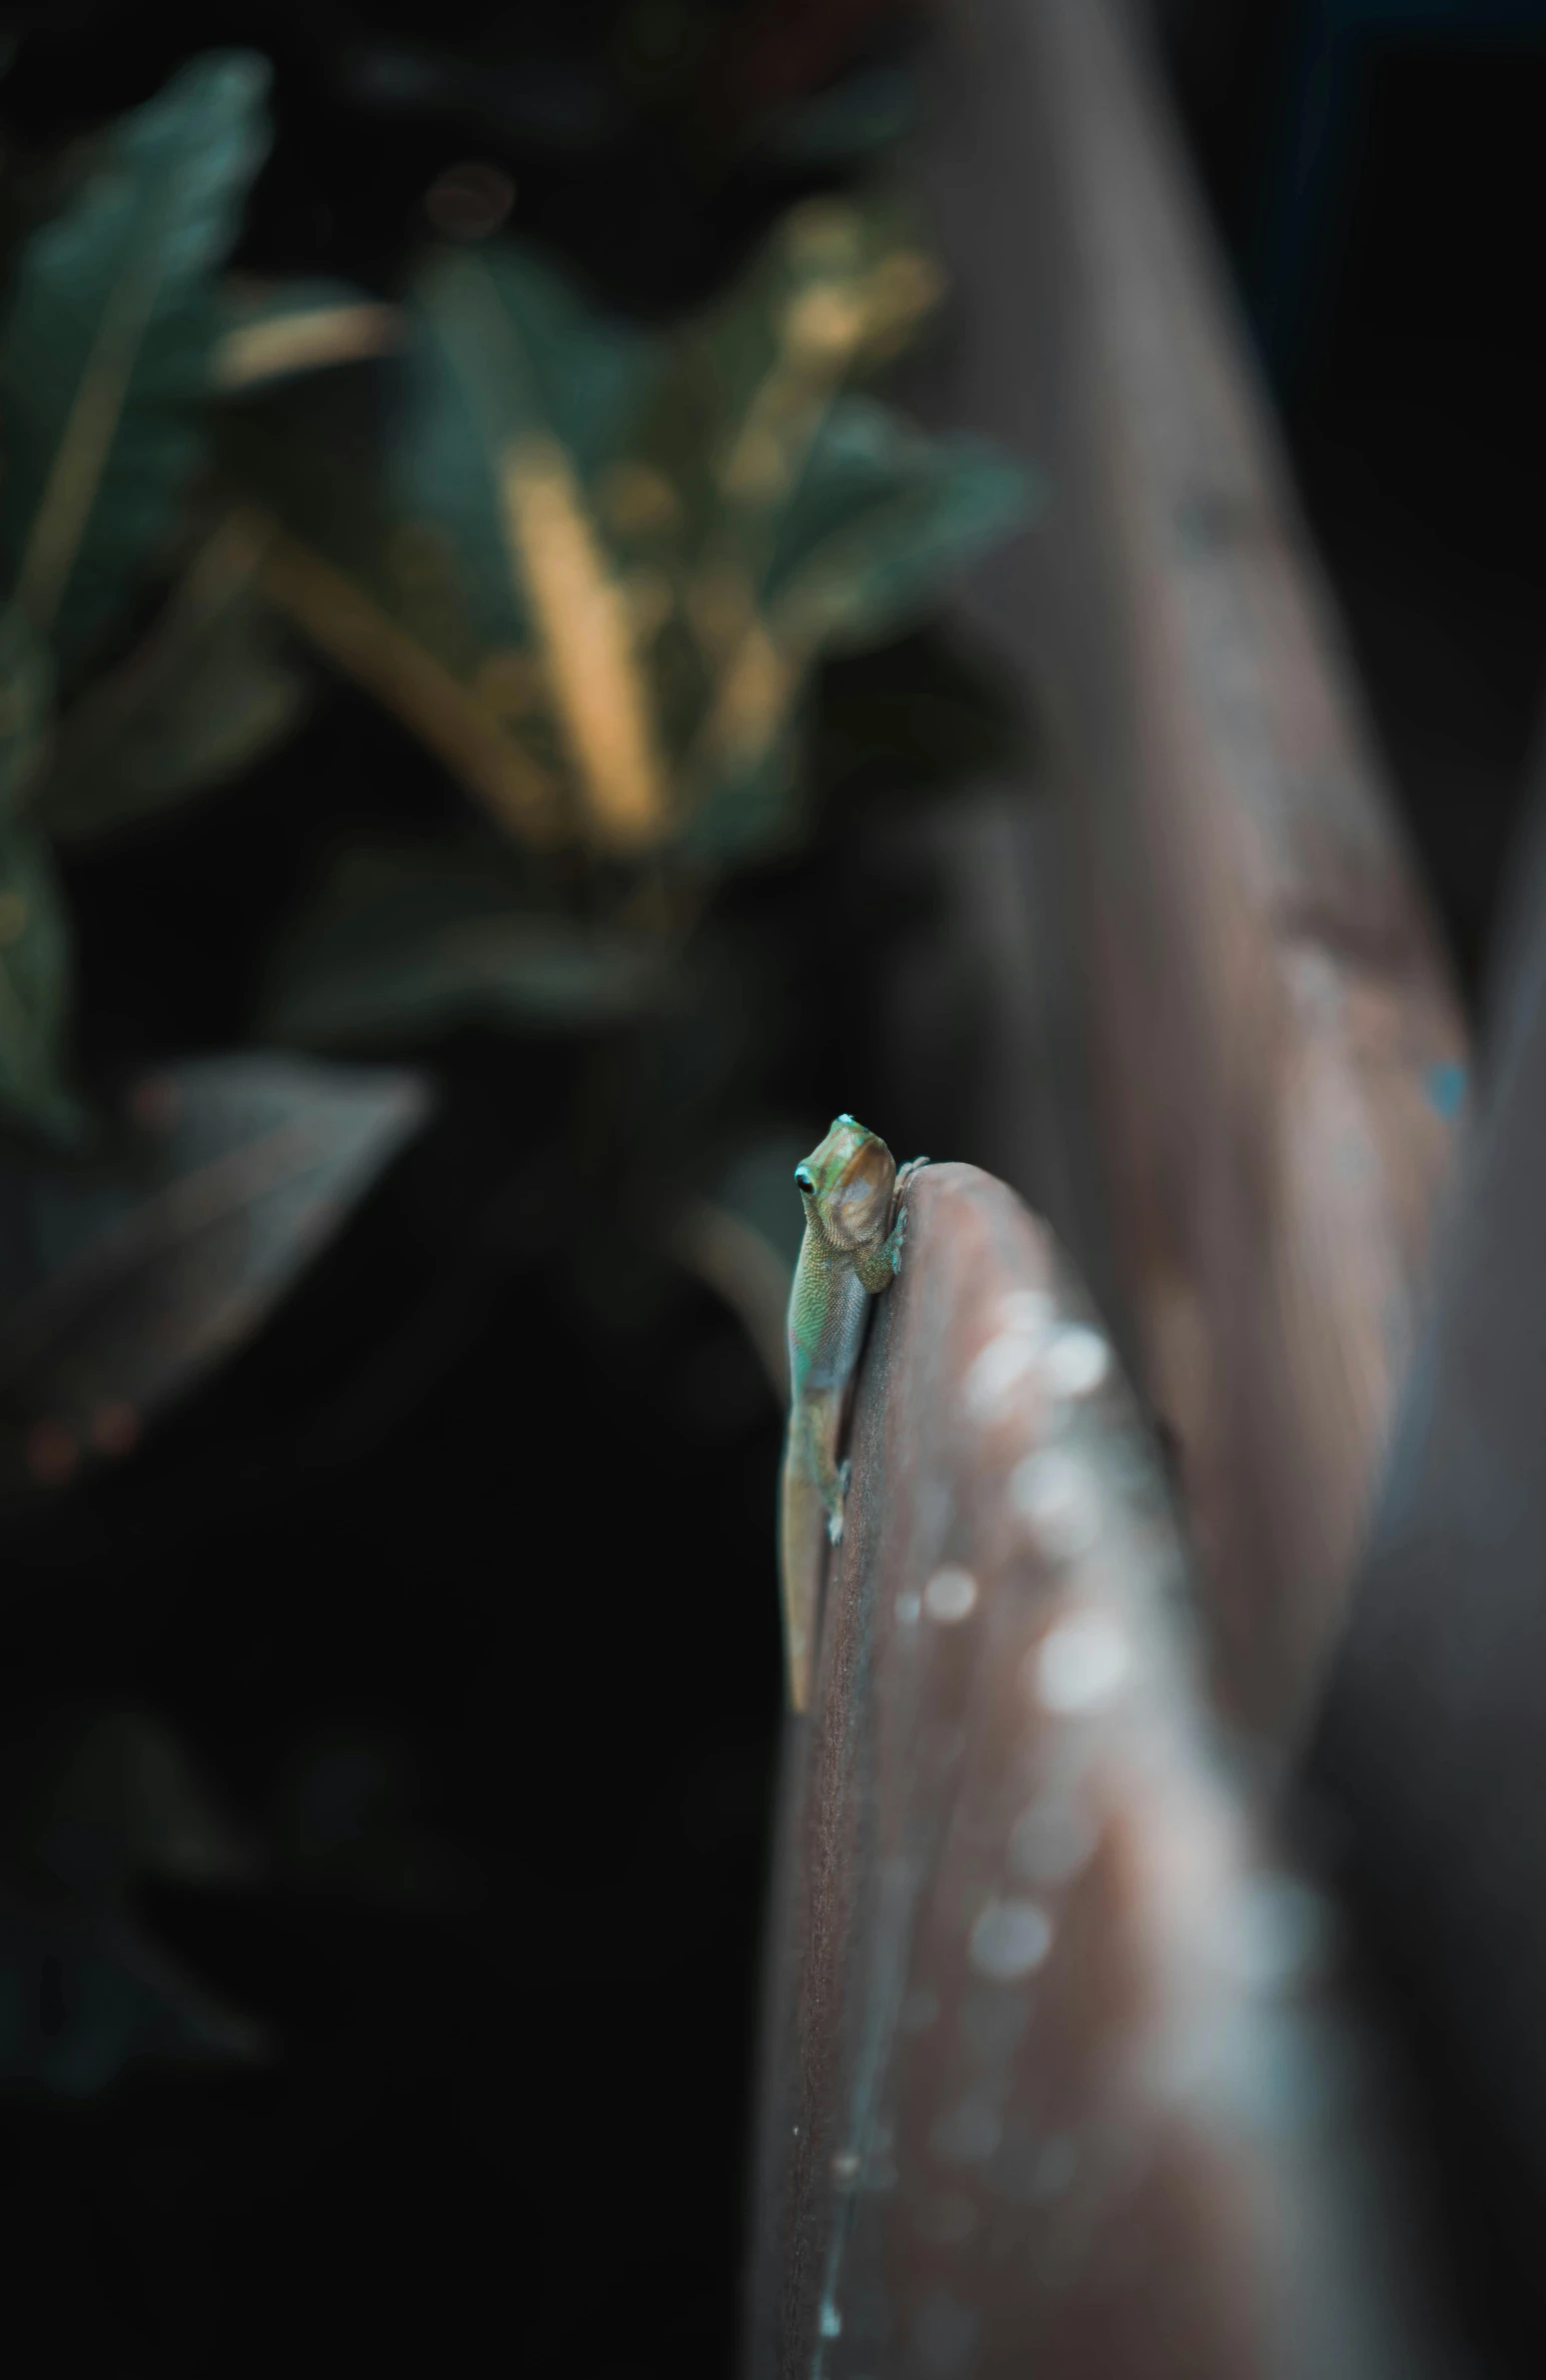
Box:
[794,1114,896,1252]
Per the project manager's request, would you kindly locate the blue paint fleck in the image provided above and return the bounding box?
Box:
[1426,1062,1466,1121]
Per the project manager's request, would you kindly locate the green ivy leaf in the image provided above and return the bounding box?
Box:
[0,51,271,673]
[261,834,670,1047]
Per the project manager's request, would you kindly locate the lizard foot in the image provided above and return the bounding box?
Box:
[825,1459,851,1546]
[883,1161,928,1276]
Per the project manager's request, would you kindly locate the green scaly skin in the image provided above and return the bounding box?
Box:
[777,1115,925,1713]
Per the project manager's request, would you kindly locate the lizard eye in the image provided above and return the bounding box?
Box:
[794,1167,814,1194]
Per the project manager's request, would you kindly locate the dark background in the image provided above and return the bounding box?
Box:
[1154,0,1546,999]
[0,3,1543,2371]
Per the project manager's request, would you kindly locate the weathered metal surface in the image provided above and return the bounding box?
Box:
[745,1163,1460,2380]
[1306,767,1546,2353]
[906,0,1469,1742]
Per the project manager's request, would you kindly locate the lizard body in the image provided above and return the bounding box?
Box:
[777,1115,923,1713]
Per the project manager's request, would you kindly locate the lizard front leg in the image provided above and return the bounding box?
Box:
[854,1156,928,1293]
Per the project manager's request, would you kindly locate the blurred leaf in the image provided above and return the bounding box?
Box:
[419,244,669,850]
[0,1892,267,2096]
[0,1704,266,2098]
[0,602,53,819]
[418,243,654,507]
[675,705,808,865]
[623,918,791,1162]
[0,127,113,311]
[811,622,1033,809]
[223,200,939,859]
[337,40,623,153]
[625,191,939,587]
[213,277,402,393]
[225,243,655,658]
[0,822,84,1147]
[225,195,1036,873]
[249,512,564,844]
[274,1728,483,1915]
[334,20,906,168]
[0,51,271,673]
[261,835,671,1048]
[674,404,1036,859]
[624,201,1031,859]
[40,513,314,844]
[565,919,796,1343]
[705,0,913,143]
[768,401,1041,648]
[706,1134,810,1274]
[218,240,659,847]
[0,1053,430,1498]
[753,61,919,165]
[668,1131,808,1395]
[3,1707,256,1906]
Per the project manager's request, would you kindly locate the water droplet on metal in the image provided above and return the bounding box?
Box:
[1032,2137,1077,2200]
[998,1289,1053,1337]
[1031,1613,1130,1713]
[923,1565,977,1624]
[1008,1795,1100,1884]
[1207,1874,1334,1991]
[1044,1325,1110,1399]
[964,1332,1038,1421]
[901,1988,939,2032]
[911,2290,981,2376]
[1010,1450,1100,1561]
[930,2098,1002,2163]
[915,2190,977,2244]
[968,1896,1053,1981]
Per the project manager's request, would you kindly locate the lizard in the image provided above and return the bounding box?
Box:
[777,1114,926,1714]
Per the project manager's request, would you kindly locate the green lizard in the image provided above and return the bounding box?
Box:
[778,1115,926,1713]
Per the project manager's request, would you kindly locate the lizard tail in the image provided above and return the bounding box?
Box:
[777,1449,825,1715]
